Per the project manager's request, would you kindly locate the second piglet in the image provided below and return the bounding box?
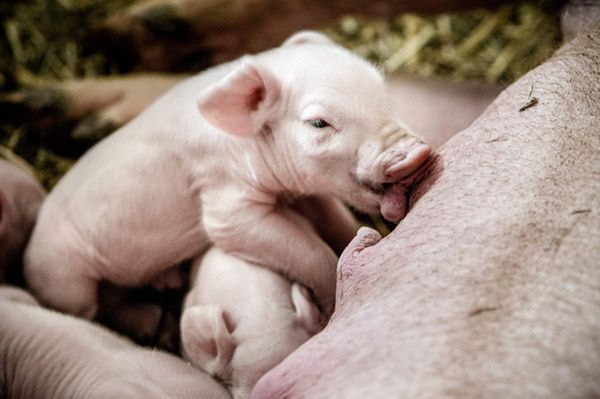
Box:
[181,247,321,399]
[25,31,430,319]
[0,158,45,283]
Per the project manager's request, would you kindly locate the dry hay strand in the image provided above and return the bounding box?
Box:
[0,128,74,189]
[0,0,134,92]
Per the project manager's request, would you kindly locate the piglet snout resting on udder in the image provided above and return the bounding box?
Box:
[181,248,321,399]
[354,135,430,223]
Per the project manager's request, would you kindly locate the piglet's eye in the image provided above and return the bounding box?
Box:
[307,119,330,129]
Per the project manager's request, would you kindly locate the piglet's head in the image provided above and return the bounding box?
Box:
[198,31,430,222]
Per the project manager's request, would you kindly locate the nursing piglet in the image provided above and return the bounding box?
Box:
[181,247,320,399]
[25,31,430,319]
[0,158,45,283]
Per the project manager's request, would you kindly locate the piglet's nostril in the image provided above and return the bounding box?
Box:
[384,151,407,176]
[383,143,431,182]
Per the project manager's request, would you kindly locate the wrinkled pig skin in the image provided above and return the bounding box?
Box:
[0,286,232,399]
[0,159,45,283]
[181,248,321,399]
[252,22,600,399]
[24,31,429,320]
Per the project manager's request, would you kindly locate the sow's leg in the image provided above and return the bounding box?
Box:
[252,18,600,399]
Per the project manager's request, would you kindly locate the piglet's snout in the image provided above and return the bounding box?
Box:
[358,138,431,186]
[381,139,431,183]
[356,136,431,224]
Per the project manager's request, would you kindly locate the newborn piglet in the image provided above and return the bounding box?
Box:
[25,30,430,321]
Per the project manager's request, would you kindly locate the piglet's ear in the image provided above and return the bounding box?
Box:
[198,59,280,137]
[180,305,236,377]
[291,283,322,335]
[282,31,335,47]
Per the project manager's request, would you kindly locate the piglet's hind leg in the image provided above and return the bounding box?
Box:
[24,243,99,319]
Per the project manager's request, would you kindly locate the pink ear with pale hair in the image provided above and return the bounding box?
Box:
[197,59,280,137]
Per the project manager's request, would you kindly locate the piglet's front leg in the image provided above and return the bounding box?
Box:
[291,195,360,256]
[202,192,338,316]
